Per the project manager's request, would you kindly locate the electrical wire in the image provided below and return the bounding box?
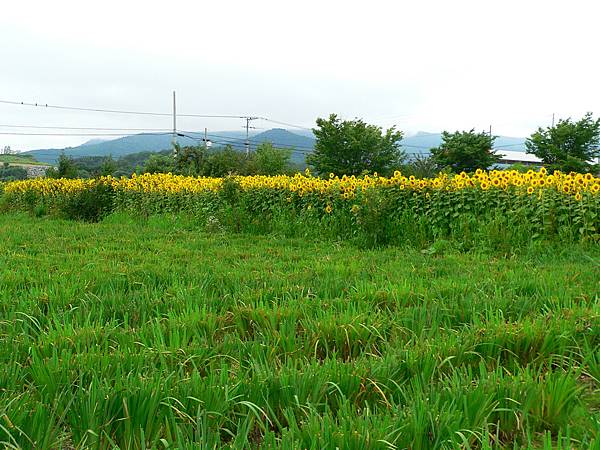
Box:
[0,131,172,137]
[0,99,251,119]
[0,99,318,136]
[0,124,172,132]
[257,117,313,131]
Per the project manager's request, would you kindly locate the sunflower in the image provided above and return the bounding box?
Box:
[325,204,333,214]
[527,186,534,195]
[575,192,582,201]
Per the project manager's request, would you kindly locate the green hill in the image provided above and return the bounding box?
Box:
[21,129,528,165]
[21,129,315,164]
[0,153,46,165]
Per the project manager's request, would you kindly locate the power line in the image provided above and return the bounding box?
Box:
[257,117,313,131]
[0,131,172,137]
[493,143,527,149]
[0,99,316,134]
[0,124,172,131]
[179,131,316,151]
[0,99,251,119]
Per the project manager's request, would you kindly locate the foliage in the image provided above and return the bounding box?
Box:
[99,156,118,176]
[46,153,79,179]
[0,163,28,181]
[526,112,600,173]
[0,153,43,165]
[69,145,298,179]
[506,162,532,173]
[400,154,442,179]
[308,113,405,176]
[3,169,599,246]
[73,150,174,178]
[143,153,175,174]
[431,129,501,173]
[202,145,249,177]
[173,143,206,176]
[57,182,115,222]
[0,212,598,448]
[250,142,292,175]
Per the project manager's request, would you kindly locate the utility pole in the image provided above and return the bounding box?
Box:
[172,91,177,150]
[552,113,555,128]
[244,117,258,155]
[204,127,208,150]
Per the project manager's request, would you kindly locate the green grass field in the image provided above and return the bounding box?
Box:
[0,212,598,449]
[0,154,47,166]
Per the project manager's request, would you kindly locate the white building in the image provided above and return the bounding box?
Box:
[496,150,541,166]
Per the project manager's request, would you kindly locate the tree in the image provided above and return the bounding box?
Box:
[203,146,249,177]
[99,156,118,177]
[307,114,405,176]
[252,142,292,175]
[173,144,206,176]
[0,164,27,181]
[143,154,175,174]
[430,130,500,173]
[46,153,79,179]
[525,113,600,173]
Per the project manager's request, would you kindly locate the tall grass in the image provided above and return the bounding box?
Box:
[0,212,598,448]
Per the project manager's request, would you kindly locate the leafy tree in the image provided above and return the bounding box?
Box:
[308,114,405,176]
[173,144,206,176]
[203,146,249,177]
[46,153,79,179]
[525,113,600,173]
[143,154,175,174]
[430,130,500,173]
[100,156,118,176]
[0,164,28,181]
[251,142,292,175]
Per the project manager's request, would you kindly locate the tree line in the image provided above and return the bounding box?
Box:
[45,142,302,180]
[308,113,599,176]
[44,112,600,181]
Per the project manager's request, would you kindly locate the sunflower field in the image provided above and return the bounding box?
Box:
[1,170,599,448]
[2,168,599,247]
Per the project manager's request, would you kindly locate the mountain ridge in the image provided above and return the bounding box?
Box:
[21,129,528,164]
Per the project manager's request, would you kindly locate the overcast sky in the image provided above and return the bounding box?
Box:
[1,0,599,151]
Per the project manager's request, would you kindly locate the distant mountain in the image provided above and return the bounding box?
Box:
[251,129,315,164]
[403,132,443,156]
[80,138,108,146]
[253,128,315,148]
[22,130,250,164]
[21,127,528,165]
[402,132,527,158]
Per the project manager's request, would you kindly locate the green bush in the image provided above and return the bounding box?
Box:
[58,182,115,222]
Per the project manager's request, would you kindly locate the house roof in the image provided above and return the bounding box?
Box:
[496,150,541,163]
